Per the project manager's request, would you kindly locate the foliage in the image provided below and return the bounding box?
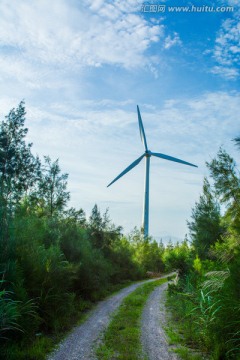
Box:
[163,240,192,275]
[0,278,22,338]
[33,156,70,217]
[0,102,40,204]
[129,228,165,273]
[187,178,223,259]
[167,146,240,359]
[207,148,240,221]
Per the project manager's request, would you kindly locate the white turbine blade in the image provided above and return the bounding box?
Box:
[151,152,198,168]
[107,154,145,187]
[137,105,148,151]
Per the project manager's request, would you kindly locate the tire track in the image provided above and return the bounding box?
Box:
[141,281,179,360]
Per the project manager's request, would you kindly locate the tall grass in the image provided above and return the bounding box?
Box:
[167,266,240,359]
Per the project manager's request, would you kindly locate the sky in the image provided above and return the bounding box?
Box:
[0,0,239,241]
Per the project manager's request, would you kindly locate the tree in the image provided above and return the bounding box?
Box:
[187,178,223,259]
[88,205,122,251]
[35,156,70,217]
[0,101,40,209]
[0,102,40,261]
[89,204,103,232]
[129,230,165,273]
[63,207,86,227]
[163,240,192,275]
[207,148,240,216]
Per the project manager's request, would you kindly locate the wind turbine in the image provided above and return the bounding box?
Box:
[107,106,197,238]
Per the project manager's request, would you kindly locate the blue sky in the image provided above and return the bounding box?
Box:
[0,0,239,241]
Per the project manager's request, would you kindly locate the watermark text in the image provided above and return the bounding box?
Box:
[141,4,234,13]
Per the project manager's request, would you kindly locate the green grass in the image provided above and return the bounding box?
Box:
[164,325,183,345]
[164,326,206,360]
[174,346,205,360]
[2,337,54,360]
[96,277,171,360]
[165,291,212,360]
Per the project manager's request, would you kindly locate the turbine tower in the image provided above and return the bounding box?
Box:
[107,106,197,238]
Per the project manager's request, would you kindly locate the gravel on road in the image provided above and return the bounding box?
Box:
[47,279,156,360]
[141,281,179,360]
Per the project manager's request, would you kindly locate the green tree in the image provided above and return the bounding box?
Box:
[88,205,121,251]
[187,178,223,259]
[63,207,86,227]
[129,229,165,273]
[89,204,103,231]
[207,148,240,217]
[35,156,70,217]
[163,240,192,275]
[0,102,40,266]
[0,101,40,208]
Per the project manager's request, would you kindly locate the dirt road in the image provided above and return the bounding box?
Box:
[48,279,155,360]
[48,275,176,360]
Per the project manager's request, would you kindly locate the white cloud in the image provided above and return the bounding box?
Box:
[141,92,240,169]
[0,0,164,87]
[212,4,240,79]
[218,0,239,6]
[0,56,56,89]
[211,65,239,79]
[164,32,182,50]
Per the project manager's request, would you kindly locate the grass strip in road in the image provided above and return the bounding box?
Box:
[96,276,172,360]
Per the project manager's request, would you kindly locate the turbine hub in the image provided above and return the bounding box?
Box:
[145,150,151,157]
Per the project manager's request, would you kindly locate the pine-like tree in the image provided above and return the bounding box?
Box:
[187,178,223,259]
[35,156,70,217]
[0,101,40,209]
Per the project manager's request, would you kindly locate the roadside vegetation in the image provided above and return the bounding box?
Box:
[166,145,240,359]
[0,103,178,360]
